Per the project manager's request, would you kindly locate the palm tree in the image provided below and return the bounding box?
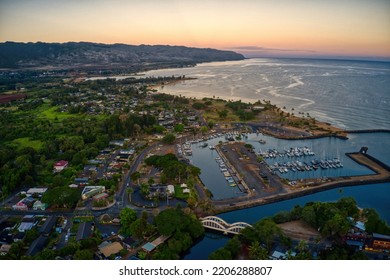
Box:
[126,188,134,202]
[248,241,268,260]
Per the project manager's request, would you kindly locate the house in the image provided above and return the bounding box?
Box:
[13,196,35,211]
[98,241,123,258]
[117,149,135,162]
[54,160,69,172]
[39,216,57,236]
[81,186,105,200]
[166,185,175,196]
[76,222,93,241]
[183,188,190,194]
[354,221,366,232]
[142,242,156,253]
[33,200,48,210]
[26,236,48,256]
[13,200,28,211]
[26,187,47,197]
[0,244,11,255]
[180,183,188,188]
[109,140,125,147]
[371,233,390,250]
[74,177,89,186]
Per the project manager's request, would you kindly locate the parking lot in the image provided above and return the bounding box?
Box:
[220,142,288,198]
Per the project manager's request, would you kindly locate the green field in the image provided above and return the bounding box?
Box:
[38,105,74,120]
[12,137,44,151]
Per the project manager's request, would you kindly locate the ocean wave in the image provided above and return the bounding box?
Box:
[286,76,304,89]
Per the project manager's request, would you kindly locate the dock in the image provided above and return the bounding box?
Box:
[212,149,390,214]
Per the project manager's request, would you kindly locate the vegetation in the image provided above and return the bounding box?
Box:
[210,198,387,260]
[144,154,201,182]
[162,133,176,145]
[41,187,81,208]
[152,206,204,259]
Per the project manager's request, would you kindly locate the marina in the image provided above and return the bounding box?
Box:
[175,130,389,201]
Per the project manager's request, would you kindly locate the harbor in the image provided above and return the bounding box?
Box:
[174,129,390,203]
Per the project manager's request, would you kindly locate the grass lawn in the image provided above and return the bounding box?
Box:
[174,185,189,200]
[12,137,44,151]
[38,104,74,120]
[201,101,240,123]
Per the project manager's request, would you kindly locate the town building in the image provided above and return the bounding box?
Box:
[98,241,123,258]
[54,160,69,172]
[74,177,89,186]
[26,236,48,256]
[33,200,48,210]
[371,233,390,250]
[0,244,11,256]
[12,197,35,211]
[81,186,105,200]
[26,187,48,197]
[76,222,93,241]
[39,216,57,236]
[166,185,175,197]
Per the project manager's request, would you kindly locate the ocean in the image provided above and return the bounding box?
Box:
[145,58,390,130]
[143,58,390,259]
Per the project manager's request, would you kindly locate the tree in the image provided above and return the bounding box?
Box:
[301,205,317,227]
[363,208,390,235]
[192,102,206,110]
[35,248,57,260]
[140,183,150,196]
[120,208,137,226]
[127,187,134,202]
[24,228,40,244]
[248,241,268,260]
[42,186,80,208]
[209,248,232,260]
[130,171,141,185]
[200,126,209,135]
[254,218,281,250]
[73,249,94,260]
[174,124,185,133]
[225,237,241,257]
[218,109,228,119]
[292,240,311,260]
[162,134,176,145]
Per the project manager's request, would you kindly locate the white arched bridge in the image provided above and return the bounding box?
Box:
[200,216,253,235]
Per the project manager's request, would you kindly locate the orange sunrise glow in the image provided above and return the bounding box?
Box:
[0,0,389,58]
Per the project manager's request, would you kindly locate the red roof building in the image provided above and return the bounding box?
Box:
[54,160,69,172]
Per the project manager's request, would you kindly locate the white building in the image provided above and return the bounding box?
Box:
[166,185,175,196]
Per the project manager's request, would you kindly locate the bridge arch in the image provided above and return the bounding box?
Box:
[200,216,253,235]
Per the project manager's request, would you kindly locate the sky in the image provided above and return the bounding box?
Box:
[0,0,389,59]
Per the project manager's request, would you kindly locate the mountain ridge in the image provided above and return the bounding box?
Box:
[0,41,245,69]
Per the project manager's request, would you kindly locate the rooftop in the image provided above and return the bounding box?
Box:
[99,241,123,258]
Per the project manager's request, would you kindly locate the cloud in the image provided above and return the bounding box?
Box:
[228,46,317,53]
